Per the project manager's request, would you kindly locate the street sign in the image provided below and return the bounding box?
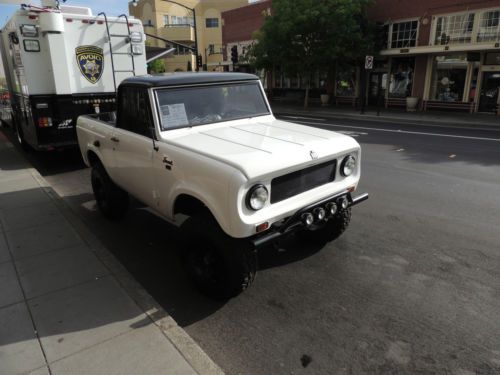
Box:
[365,55,374,70]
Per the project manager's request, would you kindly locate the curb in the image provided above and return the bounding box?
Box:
[273,107,500,132]
[16,148,224,375]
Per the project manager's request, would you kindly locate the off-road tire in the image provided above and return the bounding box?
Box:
[180,213,257,299]
[91,162,129,220]
[14,119,30,151]
[297,207,352,246]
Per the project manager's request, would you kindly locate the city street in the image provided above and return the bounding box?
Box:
[4,114,500,375]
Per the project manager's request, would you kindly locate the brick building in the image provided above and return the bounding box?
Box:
[222,0,500,114]
[221,0,271,72]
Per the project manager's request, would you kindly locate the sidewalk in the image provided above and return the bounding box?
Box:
[0,130,223,375]
[271,102,500,130]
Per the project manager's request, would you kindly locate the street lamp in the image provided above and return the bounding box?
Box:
[132,0,199,71]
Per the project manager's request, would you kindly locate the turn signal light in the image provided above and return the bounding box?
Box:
[256,222,269,233]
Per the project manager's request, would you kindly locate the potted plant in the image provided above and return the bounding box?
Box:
[320,93,330,106]
[406,96,419,112]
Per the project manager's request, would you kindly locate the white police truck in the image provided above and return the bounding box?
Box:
[0,0,147,151]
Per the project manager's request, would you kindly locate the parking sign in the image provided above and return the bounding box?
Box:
[365,55,374,70]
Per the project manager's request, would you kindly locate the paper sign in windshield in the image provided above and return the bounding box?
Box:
[161,103,189,128]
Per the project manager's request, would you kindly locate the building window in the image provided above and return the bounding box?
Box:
[477,10,500,42]
[485,52,500,65]
[378,23,389,50]
[388,57,414,98]
[163,15,169,26]
[429,54,468,102]
[435,13,475,45]
[390,21,418,48]
[173,45,193,55]
[169,16,194,26]
[335,69,357,97]
[206,18,219,28]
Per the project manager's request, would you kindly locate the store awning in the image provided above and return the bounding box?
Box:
[380,42,500,56]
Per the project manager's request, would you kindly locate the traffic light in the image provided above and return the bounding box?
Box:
[231,45,238,64]
[196,55,203,69]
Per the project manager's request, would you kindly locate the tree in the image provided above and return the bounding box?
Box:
[148,58,166,74]
[250,0,375,108]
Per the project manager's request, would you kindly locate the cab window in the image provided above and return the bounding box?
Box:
[118,87,153,137]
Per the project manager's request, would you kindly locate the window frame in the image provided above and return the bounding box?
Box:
[205,17,219,28]
[116,86,154,138]
[389,19,420,49]
[477,9,500,42]
[153,81,271,132]
[430,10,478,46]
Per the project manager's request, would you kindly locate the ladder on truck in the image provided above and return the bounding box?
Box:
[97,12,136,92]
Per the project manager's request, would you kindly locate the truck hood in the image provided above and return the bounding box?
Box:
[166,118,360,179]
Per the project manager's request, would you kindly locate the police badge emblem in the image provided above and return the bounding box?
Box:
[76,46,104,84]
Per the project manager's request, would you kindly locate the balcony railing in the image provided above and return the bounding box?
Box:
[158,24,195,42]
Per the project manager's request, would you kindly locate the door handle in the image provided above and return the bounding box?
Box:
[110,136,120,143]
[162,156,173,170]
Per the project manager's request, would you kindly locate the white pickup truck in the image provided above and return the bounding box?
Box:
[76,72,369,298]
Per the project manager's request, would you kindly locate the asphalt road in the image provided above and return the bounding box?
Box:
[4,114,500,375]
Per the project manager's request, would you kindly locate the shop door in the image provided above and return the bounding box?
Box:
[478,72,500,113]
[368,73,386,105]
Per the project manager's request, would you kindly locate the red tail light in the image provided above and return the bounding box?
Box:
[37,117,53,128]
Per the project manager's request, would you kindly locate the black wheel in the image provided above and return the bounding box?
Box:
[91,162,129,220]
[297,207,351,246]
[14,119,30,151]
[180,213,257,299]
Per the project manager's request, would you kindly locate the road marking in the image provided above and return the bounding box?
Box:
[292,120,500,142]
[337,130,369,137]
[280,115,326,121]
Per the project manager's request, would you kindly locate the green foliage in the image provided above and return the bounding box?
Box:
[250,0,375,107]
[148,58,166,74]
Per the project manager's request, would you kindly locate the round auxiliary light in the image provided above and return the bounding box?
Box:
[341,155,356,177]
[326,202,338,216]
[246,185,268,211]
[313,207,326,221]
[301,212,314,227]
[340,197,349,210]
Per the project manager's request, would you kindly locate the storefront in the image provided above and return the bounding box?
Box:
[478,52,500,113]
[388,57,415,98]
[428,54,470,102]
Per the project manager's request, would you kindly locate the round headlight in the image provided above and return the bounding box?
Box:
[341,155,356,177]
[246,185,268,211]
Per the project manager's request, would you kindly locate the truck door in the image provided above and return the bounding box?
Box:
[112,87,156,207]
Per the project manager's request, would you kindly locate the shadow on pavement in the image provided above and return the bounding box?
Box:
[61,191,323,327]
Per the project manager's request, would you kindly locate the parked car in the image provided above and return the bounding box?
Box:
[76,72,369,298]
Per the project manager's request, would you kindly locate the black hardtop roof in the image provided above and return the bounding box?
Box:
[121,72,260,88]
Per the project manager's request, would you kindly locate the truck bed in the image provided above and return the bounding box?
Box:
[84,112,117,126]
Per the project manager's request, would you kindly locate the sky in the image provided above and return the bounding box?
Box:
[0,0,131,27]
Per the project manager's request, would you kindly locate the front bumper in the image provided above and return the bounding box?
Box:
[251,191,369,248]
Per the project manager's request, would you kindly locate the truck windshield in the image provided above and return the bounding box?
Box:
[156,81,269,130]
